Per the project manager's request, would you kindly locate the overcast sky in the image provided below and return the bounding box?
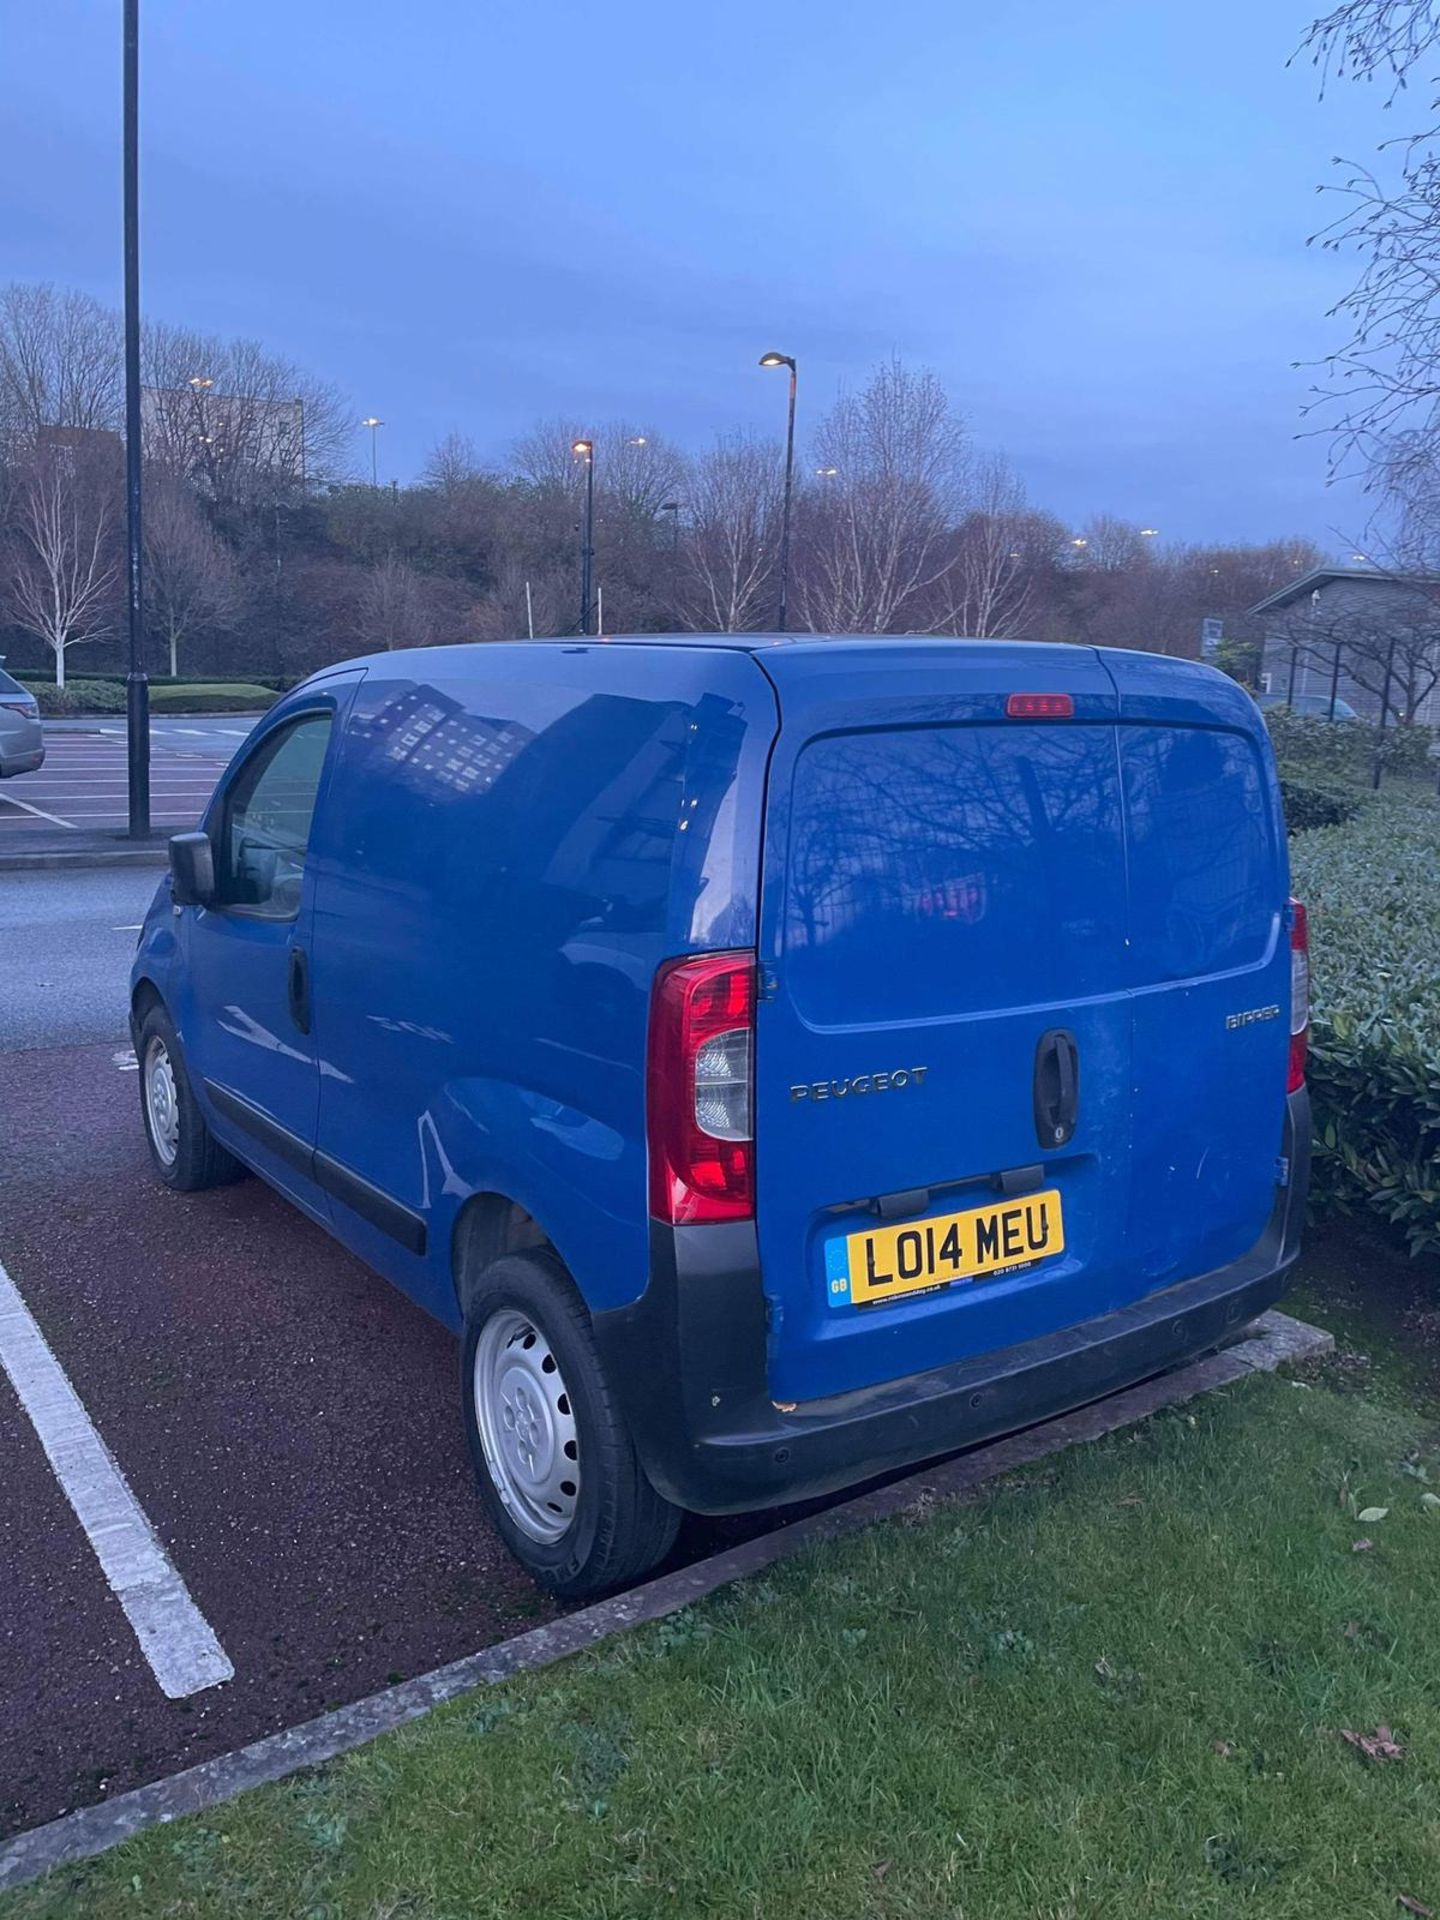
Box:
[1,0,1400,546]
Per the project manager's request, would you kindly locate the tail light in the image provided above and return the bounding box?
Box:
[1287,899,1309,1093]
[647,951,755,1224]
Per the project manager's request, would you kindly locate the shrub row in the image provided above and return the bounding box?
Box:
[147,684,277,714]
[12,669,297,692]
[1289,790,1440,1256]
[1265,707,1439,786]
[29,680,276,716]
[1278,778,1362,834]
[32,680,128,715]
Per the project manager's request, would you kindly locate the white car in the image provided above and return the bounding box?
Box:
[0,667,44,777]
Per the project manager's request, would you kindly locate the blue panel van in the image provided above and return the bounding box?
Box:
[131,637,1310,1597]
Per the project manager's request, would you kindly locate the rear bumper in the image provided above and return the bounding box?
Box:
[0,745,44,778]
[595,1087,1311,1514]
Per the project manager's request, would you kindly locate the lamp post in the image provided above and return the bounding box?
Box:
[759,352,797,632]
[572,438,595,635]
[361,416,383,488]
[123,0,149,837]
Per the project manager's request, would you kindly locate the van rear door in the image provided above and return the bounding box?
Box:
[1105,654,1291,1291]
[752,644,1136,1405]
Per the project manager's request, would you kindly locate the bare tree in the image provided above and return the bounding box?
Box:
[0,283,122,453]
[677,432,780,631]
[355,553,438,652]
[423,432,489,497]
[508,418,685,517]
[470,559,570,640]
[940,456,1034,637]
[796,359,970,633]
[144,476,242,676]
[3,442,121,686]
[1298,1,1440,530]
[1074,513,1151,572]
[142,322,350,506]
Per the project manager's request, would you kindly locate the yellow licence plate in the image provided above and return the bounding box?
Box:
[826,1189,1065,1309]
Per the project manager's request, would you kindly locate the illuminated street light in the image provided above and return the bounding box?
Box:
[360,415,383,488]
[188,375,214,391]
[572,439,596,635]
[815,465,838,477]
[628,436,648,447]
[1139,527,1159,538]
[759,352,798,631]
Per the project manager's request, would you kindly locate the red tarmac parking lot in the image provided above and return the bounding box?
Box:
[0,1024,788,1843]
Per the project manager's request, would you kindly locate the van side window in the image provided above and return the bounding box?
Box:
[218,713,333,917]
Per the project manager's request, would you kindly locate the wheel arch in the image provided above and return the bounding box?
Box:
[452,1190,558,1319]
[130,975,166,1045]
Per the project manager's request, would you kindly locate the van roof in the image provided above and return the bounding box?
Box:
[331,634,1216,673]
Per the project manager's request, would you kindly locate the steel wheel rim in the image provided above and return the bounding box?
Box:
[473,1308,580,1544]
[143,1036,180,1167]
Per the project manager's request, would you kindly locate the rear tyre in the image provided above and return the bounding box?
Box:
[137,1004,245,1192]
[461,1248,681,1599]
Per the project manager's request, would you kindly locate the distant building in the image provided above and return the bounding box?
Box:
[1249,566,1440,725]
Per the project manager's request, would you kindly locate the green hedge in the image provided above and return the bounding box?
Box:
[1279,777,1361,834]
[28,680,276,715]
[32,680,128,715]
[1290,790,1440,1256]
[147,683,277,714]
[1265,707,1439,787]
[13,669,296,692]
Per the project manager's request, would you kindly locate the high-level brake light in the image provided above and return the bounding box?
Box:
[1005,692,1075,718]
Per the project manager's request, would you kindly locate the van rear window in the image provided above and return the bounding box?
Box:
[1120,727,1277,980]
[779,724,1129,1025]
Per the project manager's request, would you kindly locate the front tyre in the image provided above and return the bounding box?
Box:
[137,1005,244,1192]
[461,1249,680,1599]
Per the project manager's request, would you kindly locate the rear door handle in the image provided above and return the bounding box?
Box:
[1033,1028,1079,1149]
[287,945,311,1036]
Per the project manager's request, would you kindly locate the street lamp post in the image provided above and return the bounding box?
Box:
[361,416,383,488]
[123,0,150,838]
[572,439,595,635]
[759,352,797,632]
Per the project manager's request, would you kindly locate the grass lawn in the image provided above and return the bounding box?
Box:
[8,1332,1440,1920]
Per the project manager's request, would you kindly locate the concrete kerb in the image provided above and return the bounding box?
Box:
[0,1309,1333,1893]
[0,846,170,873]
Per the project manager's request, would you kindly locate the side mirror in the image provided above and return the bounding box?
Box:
[169,831,216,907]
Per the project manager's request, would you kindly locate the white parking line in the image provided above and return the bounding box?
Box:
[0,1257,233,1700]
[0,792,74,828]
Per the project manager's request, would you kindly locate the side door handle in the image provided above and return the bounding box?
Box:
[287,945,312,1036]
[1033,1028,1079,1149]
